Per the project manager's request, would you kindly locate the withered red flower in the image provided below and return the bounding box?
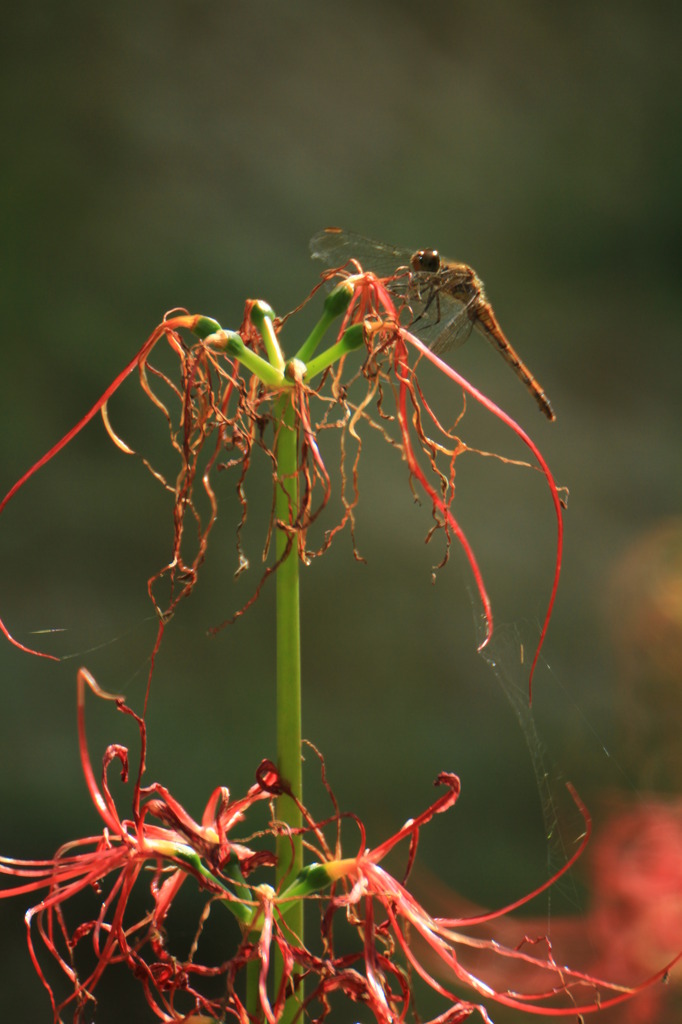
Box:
[1,260,563,696]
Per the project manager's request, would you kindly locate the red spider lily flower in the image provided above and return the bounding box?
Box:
[0,668,282,1022]
[284,773,681,1023]
[398,798,682,1023]
[3,677,677,1023]
[2,265,561,699]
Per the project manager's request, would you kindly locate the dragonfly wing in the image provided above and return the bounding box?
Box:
[425,305,475,355]
[310,228,414,278]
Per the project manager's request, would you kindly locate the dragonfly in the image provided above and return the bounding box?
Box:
[310,227,555,421]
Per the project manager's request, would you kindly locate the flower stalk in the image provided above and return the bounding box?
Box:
[273,385,304,1017]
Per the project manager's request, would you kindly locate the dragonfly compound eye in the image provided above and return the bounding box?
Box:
[411,249,441,274]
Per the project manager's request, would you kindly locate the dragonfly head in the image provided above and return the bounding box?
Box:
[411,249,441,274]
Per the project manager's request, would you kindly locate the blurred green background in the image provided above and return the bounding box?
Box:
[1,2,681,1020]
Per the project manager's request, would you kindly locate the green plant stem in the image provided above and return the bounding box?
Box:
[246,955,262,1020]
[274,387,303,1016]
